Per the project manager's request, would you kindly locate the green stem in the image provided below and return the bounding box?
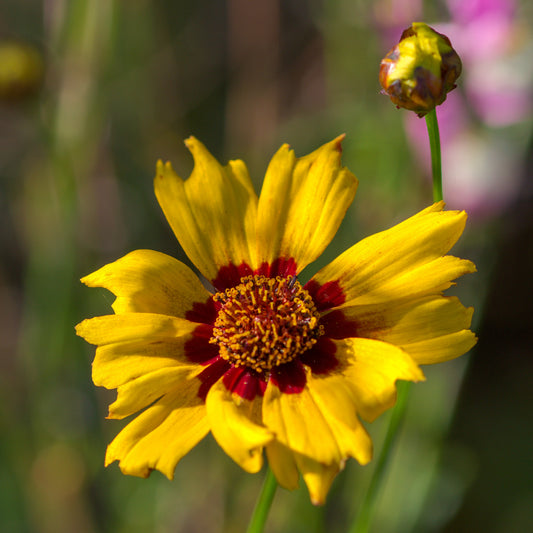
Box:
[349,108,445,532]
[349,381,412,533]
[246,467,278,533]
[425,108,443,202]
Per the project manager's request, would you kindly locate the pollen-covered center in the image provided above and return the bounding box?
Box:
[210,275,323,373]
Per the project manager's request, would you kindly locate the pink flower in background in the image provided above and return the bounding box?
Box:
[444,0,531,126]
[447,0,515,56]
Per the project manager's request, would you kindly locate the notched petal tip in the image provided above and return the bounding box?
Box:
[106,455,157,480]
[74,318,93,340]
[184,135,198,147]
[463,259,477,274]
[79,264,110,288]
[400,351,426,383]
[79,274,92,286]
[154,159,178,181]
[332,133,346,152]
[320,134,346,158]
[155,159,164,175]
[470,332,479,347]
[184,136,211,162]
[406,365,426,383]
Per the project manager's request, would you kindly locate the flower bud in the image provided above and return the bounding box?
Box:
[0,42,44,102]
[379,22,462,117]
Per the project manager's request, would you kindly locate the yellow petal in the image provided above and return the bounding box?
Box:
[81,250,212,318]
[264,368,373,500]
[154,137,258,285]
[294,453,341,506]
[263,377,343,465]
[352,255,475,306]
[256,136,358,274]
[306,372,373,466]
[343,295,476,364]
[92,337,199,389]
[108,365,199,420]
[263,376,353,503]
[206,378,273,473]
[312,204,474,306]
[336,337,424,422]
[401,330,477,364]
[75,313,197,346]
[105,376,209,479]
[265,440,300,491]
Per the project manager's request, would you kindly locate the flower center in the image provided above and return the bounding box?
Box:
[210,275,323,373]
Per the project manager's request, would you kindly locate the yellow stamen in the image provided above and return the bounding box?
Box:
[210,275,323,372]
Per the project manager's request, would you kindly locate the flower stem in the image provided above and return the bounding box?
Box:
[246,467,278,533]
[425,108,443,202]
[349,109,445,532]
[349,381,412,533]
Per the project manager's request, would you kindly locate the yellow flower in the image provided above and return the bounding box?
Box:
[379,22,462,116]
[76,136,476,504]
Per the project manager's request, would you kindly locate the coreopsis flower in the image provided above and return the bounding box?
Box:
[379,22,462,116]
[76,136,476,504]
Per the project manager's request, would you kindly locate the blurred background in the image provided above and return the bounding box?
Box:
[1,0,532,531]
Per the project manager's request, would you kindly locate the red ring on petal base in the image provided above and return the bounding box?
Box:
[320,309,359,339]
[270,360,307,394]
[222,366,267,401]
[184,324,219,364]
[197,357,230,400]
[185,297,218,324]
[299,336,339,374]
[305,279,346,312]
[255,257,298,278]
[191,271,353,401]
[212,262,254,291]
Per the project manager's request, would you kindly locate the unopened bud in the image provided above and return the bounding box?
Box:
[379,22,461,117]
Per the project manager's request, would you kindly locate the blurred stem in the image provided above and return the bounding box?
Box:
[349,109,445,532]
[349,381,412,533]
[246,467,278,533]
[425,108,443,202]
